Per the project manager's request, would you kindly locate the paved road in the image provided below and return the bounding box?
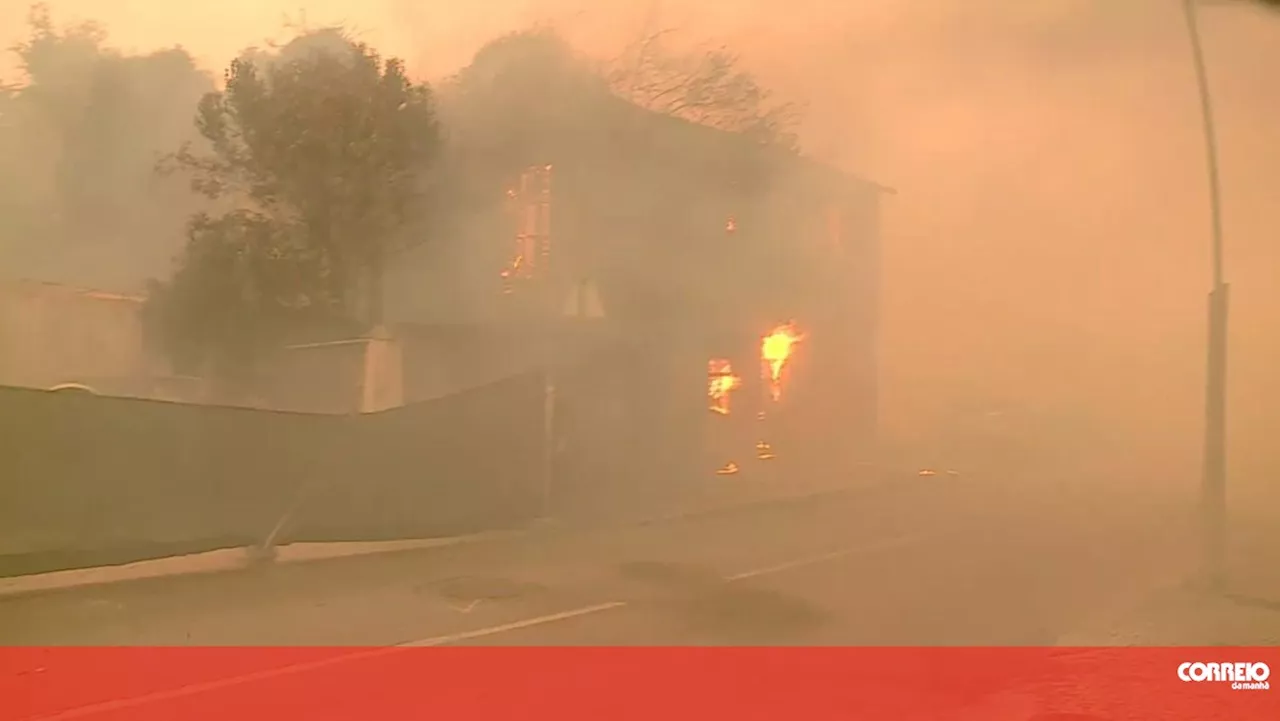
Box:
[0,475,1200,647]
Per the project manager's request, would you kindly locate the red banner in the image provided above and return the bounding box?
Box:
[4,647,1276,721]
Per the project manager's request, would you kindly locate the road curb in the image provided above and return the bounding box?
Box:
[0,531,521,600]
[0,482,878,601]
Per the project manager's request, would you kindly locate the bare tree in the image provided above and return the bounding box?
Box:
[602,27,803,150]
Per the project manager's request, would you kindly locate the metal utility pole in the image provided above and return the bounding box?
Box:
[1180,0,1229,591]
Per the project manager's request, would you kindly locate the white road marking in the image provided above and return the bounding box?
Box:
[723,534,933,582]
[21,535,935,720]
[398,601,628,647]
[447,599,484,614]
[24,648,395,721]
[22,602,628,721]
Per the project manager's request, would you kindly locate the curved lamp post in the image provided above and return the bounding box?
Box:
[1177,0,1273,590]
[1180,0,1228,591]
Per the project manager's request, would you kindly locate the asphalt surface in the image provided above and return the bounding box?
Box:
[0,474,1202,647]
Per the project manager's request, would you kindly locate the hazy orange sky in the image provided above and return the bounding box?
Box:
[3,0,1278,500]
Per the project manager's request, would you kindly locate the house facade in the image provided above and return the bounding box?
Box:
[385,86,888,486]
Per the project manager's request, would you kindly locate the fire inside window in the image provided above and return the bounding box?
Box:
[707,359,742,475]
[760,322,804,403]
[500,165,554,294]
[707,359,741,416]
[707,323,805,474]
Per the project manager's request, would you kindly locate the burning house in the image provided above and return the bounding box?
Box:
[386,34,888,491]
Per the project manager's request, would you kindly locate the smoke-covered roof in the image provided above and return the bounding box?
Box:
[389,30,885,330]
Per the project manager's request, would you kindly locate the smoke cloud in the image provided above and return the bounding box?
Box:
[1,0,1276,507]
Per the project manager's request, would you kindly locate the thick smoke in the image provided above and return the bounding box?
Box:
[1,0,1276,509]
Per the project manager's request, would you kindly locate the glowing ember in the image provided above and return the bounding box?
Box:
[755,440,776,461]
[707,359,741,415]
[761,322,804,402]
[715,461,741,476]
[498,166,552,294]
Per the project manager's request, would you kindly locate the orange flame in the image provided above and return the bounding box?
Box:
[707,359,741,415]
[761,322,804,402]
[755,440,776,460]
[499,166,552,294]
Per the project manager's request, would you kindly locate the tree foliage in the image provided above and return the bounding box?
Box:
[147,28,441,382]
[2,4,212,283]
[436,30,610,165]
[142,213,316,380]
